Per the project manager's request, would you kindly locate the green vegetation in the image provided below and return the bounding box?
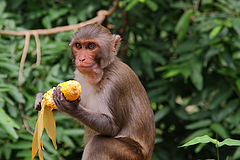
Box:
[1,0,240,159]
[181,135,240,160]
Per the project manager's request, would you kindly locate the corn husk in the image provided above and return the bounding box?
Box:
[32,80,81,160]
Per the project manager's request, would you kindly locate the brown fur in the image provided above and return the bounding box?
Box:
[64,24,155,159]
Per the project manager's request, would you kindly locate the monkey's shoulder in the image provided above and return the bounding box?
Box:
[104,59,140,85]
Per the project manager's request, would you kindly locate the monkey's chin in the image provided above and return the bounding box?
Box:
[78,67,92,73]
[77,64,97,74]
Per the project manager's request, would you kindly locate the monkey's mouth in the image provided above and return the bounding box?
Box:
[79,64,94,68]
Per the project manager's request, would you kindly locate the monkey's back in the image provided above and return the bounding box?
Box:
[102,58,155,158]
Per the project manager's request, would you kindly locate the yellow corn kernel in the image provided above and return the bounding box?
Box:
[43,87,57,110]
[43,80,82,109]
[58,80,82,101]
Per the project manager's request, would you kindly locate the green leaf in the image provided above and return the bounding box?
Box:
[232,18,240,35]
[9,0,24,10]
[186,119,212,130]
[154,107,170,122]
[210,123,229,139]
[0,107,20,129]
[236,79,240,91]
[0,85,11,92]
[210,89,232,109]
[0,62,19,72]
[219,138,240,147]
[64,129,85,136]
[8,85,25,103]
[10,141,32,149]
[145,0,158,11]
[195,143,206,153]
[181,135,218,147]
[42,135,58,154]
[49,8,68,21]
[181,135,240,148]
[223,52,236,69]
[175,9,194,40]
[42,16,52,29]
[62,135,75,148]
[1,125,18,139]
[212,99,239,122]
[126,0,138,11]
[163,70,181,78]
[183,129,212,143]
[67,16,78,25]
[16,150,32,158]
[233,147,240,159]
[148,86,168,98]
[0,108,20,139]
[0,1,6,14]
[209,25,222,39]
[190,61,203,90]
[175,9,193,33]
[3,143,11,160]
[170,2,191,9]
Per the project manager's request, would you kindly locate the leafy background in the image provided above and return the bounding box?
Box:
[1,0,240,159]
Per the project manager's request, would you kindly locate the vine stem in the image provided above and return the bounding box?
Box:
[217,145,220,160]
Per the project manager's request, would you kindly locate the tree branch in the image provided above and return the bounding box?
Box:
[0,0,119,36]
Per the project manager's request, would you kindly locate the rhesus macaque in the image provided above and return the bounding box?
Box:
[35,24,155,160]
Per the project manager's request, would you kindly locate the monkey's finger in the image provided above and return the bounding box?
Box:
[53,86,66,110]
[53,87,61,105]
[71,96,81,105]
[34,92,44,111]
[55,86,66,102]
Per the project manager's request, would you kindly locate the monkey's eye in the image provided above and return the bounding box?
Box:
[87,43,96,50]
[75,43,82,49]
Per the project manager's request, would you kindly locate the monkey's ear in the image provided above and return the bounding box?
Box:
[113,35,121,55]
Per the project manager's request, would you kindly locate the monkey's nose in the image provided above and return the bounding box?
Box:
[80,58,85,62]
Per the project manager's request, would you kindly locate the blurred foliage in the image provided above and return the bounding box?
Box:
[1,0,240,159]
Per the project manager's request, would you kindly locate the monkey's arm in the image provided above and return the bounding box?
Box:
[52,87,120,137]
[72,107,120,136]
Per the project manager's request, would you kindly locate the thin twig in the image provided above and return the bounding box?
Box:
[33,32,41,66]
[18,33,30,85]
[106,0,120,16]
[19,104,34,135]
[194,0,201,11]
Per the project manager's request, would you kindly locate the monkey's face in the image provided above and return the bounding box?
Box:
[72,40,100,73]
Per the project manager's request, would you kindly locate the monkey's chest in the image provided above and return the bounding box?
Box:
[80,91,111,115]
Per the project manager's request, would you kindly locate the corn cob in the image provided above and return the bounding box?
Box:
[32,80,82,160]
[43,80,82,109]
[43,87,57,109]
[58,80,82,101]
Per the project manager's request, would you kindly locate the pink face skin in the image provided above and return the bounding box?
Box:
[72,40,100,73]
[72,40,104,84]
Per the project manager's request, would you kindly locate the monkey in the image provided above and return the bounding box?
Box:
[35,23,155,160]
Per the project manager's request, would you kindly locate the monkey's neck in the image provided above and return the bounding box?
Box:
[83,66,103,85]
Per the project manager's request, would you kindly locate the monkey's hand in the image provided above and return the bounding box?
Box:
[34,92,44,111]
[52,86,80,114]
